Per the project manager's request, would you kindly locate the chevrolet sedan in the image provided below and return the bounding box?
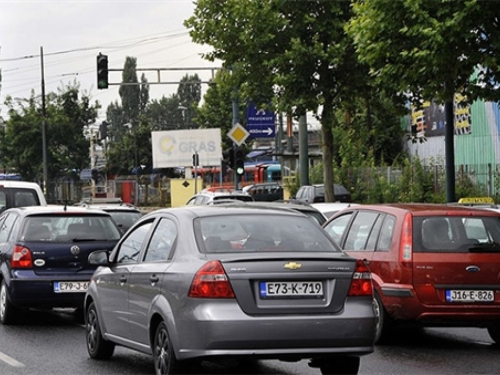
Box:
[84,206,375,375]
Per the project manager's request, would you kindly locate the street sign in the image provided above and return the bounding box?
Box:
[246,103,276,138]
[228,123,250,146]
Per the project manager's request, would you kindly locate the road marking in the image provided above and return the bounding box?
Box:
[0,351,25,367]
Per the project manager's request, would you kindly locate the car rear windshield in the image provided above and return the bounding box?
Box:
[414,215,500,253]
[21,215,122,242]
[195,214,341,253]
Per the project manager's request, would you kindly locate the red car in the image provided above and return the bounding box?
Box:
[323,203,500,344]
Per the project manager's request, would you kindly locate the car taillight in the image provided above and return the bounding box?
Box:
[11,245,33,268]
[188,260,235,298]
[399,212,413,267]
[348,259,373,296]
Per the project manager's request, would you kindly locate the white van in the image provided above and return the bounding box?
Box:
[0,181,47,212]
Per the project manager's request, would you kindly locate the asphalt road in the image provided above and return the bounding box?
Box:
[0,308,499,375]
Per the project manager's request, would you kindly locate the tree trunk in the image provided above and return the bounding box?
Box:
[321,102,335,202]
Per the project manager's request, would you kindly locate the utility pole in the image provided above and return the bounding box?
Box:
[40,46,49,200]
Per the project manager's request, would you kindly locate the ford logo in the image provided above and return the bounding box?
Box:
[466,265,480,273]
[70,245,81,255]
[34,259,45,267]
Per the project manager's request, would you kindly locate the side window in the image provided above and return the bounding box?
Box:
[366,214,385,250]
[116,221,153,263]
[324,213,355,245]
[14,190,39,207]
[144,218,177,262]
[376,215,396,251]
[0,191,6,212]
[0,214,18,243]
[344,211,380,251]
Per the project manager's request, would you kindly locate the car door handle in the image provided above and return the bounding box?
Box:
[150,275,159,283]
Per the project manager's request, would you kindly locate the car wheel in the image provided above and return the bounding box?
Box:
[153,321,184,375]
[319,356,360,375]
[86,302,115,359]
[487,326,500,344]
[373,292,395,344]
[0,280,18,325]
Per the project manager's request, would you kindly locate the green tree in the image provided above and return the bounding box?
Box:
[177,74,202,129]
[186,0,383,202]
[194,70,247,150]
[347,0,500,202]
[3,83,98,191]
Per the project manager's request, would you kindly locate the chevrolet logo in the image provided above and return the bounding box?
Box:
[284,262,302,270]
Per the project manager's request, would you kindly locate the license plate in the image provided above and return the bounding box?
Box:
[260,281,323,298]
[54,281,89,293]
[445,290,494,302]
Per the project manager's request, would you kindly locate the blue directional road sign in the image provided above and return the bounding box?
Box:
[246,103,276,138]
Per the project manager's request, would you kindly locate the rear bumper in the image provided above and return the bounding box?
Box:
[380,287,500,326]
[172,297,375,361]
[6,271,92,309]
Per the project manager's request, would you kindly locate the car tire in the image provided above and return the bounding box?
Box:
[86,302,115,359]
[0,280,19,325]
[487,326,500,344]
[153,321,184,375]
[319,356,360,375]
[373,292,396,344]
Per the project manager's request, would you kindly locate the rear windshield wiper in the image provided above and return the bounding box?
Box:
[468,244,500,253]
[71,238,97,242]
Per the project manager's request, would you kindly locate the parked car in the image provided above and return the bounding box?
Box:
[84,206,375,375]
[0,180,47,213]
[242,182,284,201]
[185,191,254,205]
[293,184,352,204]
[0,206,122,324]
[75,201,142,233]
[311,202,360,219]
[322,203,500,344]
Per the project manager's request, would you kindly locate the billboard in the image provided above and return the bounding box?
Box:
[152,129,222,168]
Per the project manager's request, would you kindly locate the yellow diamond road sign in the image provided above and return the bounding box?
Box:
[228,123,250,146]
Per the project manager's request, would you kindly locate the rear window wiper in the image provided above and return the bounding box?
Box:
[468,244,500,253]
[71,238,97,242]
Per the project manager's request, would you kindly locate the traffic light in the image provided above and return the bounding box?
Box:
[97,53,109,89]
[234,147,245,176]
[192,153,199,167]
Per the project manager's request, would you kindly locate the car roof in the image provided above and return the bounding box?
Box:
[4,205,111,216]
[144,204,307,219]
[330,203,500,216]
[82,204,141,212]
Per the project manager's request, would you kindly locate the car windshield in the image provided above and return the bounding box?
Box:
[195,214,341,253]
[21,215,122,242]
[108,211,142,228]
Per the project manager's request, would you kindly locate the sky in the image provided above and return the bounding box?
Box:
[0,0,221,122]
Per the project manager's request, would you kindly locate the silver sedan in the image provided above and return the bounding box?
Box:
[84,205,375,375]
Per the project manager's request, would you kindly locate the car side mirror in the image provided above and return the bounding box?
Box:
[88,250,110,266]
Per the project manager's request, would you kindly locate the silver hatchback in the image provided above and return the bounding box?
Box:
[84,206,375,375]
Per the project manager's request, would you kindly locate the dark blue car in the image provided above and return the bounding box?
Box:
[0,205,122,324]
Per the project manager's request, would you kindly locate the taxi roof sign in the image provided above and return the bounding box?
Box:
[458,197,497,208]
[458,197,495,204]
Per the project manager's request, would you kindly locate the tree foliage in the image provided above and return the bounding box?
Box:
[186,0,393,201]
[347,0,500,104]
[2,82,98,183]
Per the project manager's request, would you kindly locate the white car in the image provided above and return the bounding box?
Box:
[310,202,360,219]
